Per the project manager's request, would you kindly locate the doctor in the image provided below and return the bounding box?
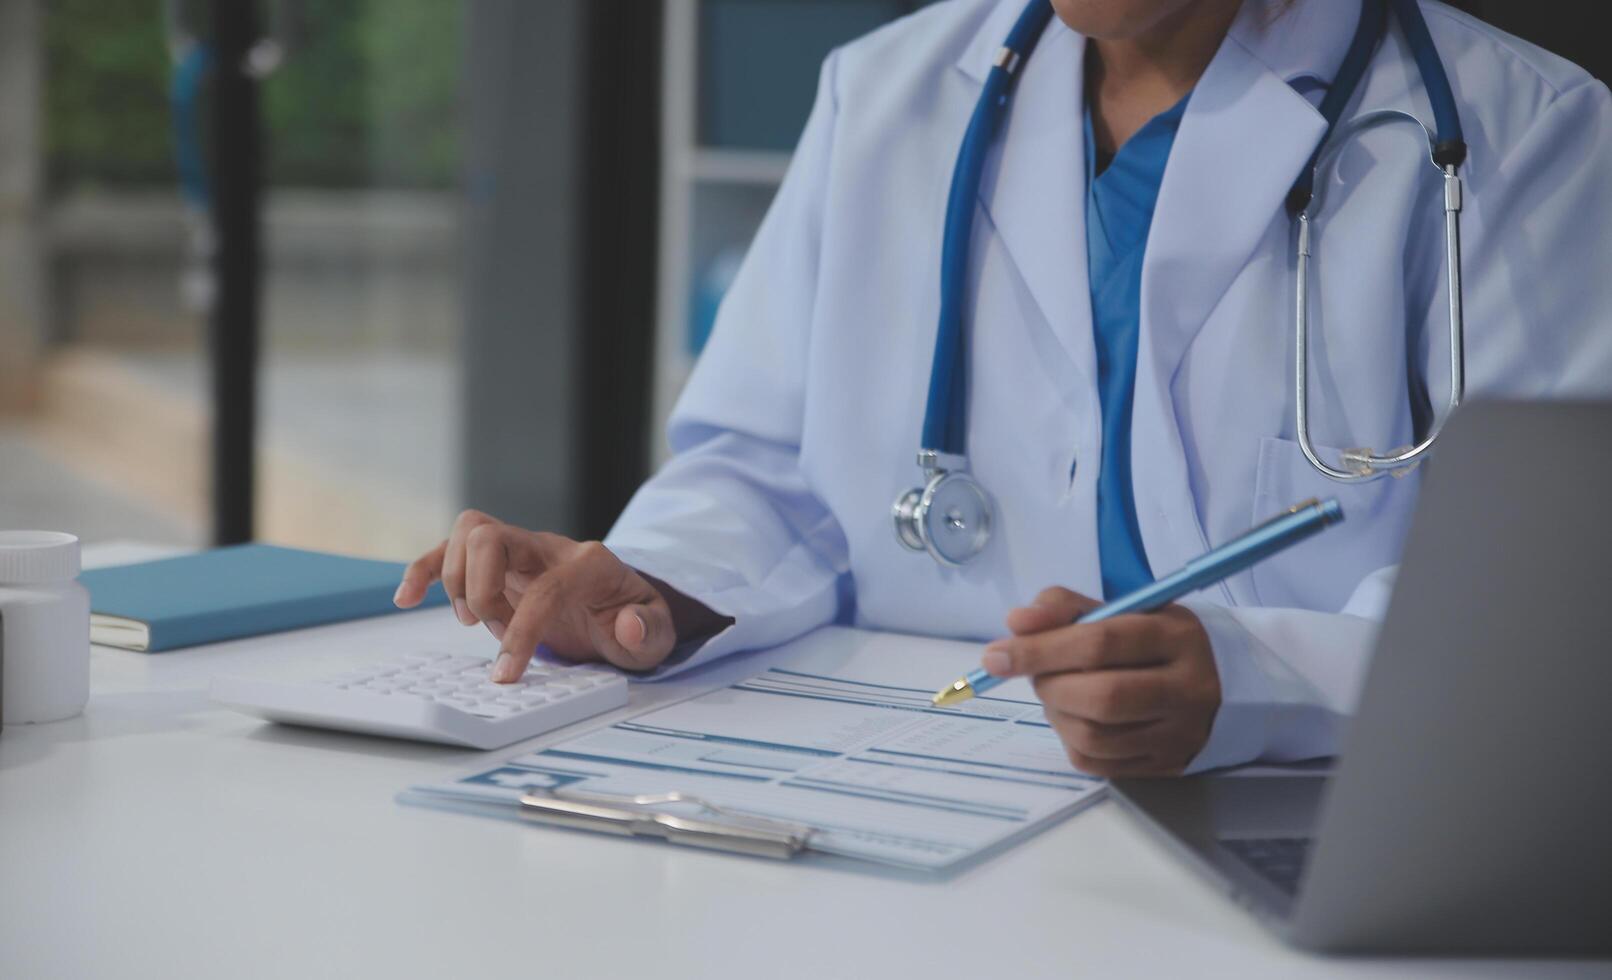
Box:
[396,0,1612,775]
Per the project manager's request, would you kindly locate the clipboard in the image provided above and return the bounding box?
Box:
[516,788,813,860]
[399,636,1110,871]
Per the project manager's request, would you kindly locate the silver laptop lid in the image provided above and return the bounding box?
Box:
[1293,401,1612,953]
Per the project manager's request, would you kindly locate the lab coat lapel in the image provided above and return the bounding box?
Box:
[966,21,1097,390]
[1131,20,1330,572]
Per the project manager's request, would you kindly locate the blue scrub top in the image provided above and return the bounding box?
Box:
[1083,89,1191,599]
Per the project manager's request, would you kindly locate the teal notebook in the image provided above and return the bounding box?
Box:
[80,544,448,652]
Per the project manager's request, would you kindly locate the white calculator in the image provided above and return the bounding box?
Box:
[210,651,628,750]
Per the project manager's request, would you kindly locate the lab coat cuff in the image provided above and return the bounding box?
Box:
[1180,600,1273,773]
[605,545,836,681]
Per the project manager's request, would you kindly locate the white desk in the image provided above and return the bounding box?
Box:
[0,545,1598,979]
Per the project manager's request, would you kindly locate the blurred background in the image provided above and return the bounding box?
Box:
[0,0,1597,561]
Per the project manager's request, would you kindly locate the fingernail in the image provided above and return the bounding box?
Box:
[630,609,648,646]
[981,648,1012,676]
[491,651,518,683]
[453,597,472,625]
[392,584,406,607]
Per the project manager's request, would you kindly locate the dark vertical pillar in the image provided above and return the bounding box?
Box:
[574,2,662,539]
[461,0,661,540]
[461,0,586,535]
[209,0,263,544]
[0,0,46,413]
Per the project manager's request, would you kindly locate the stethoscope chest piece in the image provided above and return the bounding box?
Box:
[892,468,993,567]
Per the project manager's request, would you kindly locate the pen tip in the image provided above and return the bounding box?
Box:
[932,679,974,707]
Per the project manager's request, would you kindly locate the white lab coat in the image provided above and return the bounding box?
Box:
[605,0,1612,770]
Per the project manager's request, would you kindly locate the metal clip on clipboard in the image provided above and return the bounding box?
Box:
[517,789,813,860]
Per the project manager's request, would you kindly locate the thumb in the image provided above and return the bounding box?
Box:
[611,601,677,670]
[1006,586,1103,635]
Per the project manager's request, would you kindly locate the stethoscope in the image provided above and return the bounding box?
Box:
[894,0,1468,566]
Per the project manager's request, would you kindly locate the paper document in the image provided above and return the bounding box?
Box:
[402,630,1104,870]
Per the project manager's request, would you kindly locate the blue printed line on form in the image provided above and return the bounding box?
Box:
[495,760,610,779]
[777,780,1025,822]
[747,678,936,708]
[843,755,1081,789]
[733,684,1009,721]
[787,775,1028,819]
[865,747,1099,781]
[698,752,801,772]
[764,669,935,695]
[763,669,1038,708]
[611,721,839,757]
[537,750,773,781]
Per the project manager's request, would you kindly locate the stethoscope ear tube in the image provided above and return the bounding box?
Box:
[1294,110,1465,482]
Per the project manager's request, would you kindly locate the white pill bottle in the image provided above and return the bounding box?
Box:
[0,532,91,725]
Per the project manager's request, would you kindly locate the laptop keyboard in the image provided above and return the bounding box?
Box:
[1221,837,1313,896]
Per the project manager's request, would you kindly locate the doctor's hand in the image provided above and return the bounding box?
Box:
[984,587,1221,778]
[394,510,730,682]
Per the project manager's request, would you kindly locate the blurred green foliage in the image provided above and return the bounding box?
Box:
[44,0,173,187]
[44,0,461,190]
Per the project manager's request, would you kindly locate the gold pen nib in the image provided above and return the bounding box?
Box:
[932,679,975,707]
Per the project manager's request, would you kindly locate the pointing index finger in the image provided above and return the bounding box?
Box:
[492,571,570,682]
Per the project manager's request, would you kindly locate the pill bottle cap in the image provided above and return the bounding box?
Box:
[0,531,82,585]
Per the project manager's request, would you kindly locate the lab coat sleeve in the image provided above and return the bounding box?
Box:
[1181,572,1391,772]
[602,54,849,678]
[1184,77,1612,772]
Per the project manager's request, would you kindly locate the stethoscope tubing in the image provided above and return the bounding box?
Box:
[921,0,1055,458]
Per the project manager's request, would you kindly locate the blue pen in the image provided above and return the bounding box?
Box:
[931,497,1345,706]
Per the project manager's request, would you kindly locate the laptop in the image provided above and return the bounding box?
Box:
[1111,401,1612,955]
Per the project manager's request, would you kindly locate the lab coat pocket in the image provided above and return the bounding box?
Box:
[1249,437,1418,613]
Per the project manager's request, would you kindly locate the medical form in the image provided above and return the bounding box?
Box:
[401,629,1105,871]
